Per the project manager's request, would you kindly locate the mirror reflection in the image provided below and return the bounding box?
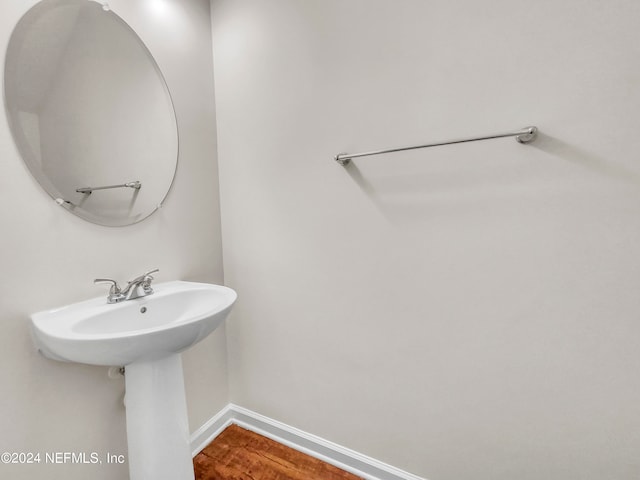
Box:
[4,0,178,226]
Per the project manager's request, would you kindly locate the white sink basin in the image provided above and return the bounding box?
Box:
[30,280,237,480]
[31,280,236,366]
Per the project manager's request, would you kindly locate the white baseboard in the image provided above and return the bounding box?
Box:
[190,404,237,456]
[190,403,425,480]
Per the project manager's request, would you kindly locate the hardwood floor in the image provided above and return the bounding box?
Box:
[193,424,363,480]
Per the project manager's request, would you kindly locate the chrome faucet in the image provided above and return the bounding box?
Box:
[94,269,159,304]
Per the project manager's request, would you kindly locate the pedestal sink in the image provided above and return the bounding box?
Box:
[30,281,237,480]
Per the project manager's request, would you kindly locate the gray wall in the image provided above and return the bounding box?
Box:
[211,1,640,479]
[0,1,226,479]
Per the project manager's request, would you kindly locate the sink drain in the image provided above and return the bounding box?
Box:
[140,306,147,314]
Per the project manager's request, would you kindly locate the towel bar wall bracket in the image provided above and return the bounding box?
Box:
[334,126,538,166]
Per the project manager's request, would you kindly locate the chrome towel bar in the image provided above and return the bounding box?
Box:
[334,126,538,166]
[76,181,141,195]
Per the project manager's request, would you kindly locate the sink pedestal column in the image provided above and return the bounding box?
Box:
[124,353,194,480]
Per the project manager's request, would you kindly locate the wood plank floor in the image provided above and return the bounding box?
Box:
[193,424,363,480]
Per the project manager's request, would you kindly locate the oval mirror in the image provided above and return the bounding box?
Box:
[4,0,178,226]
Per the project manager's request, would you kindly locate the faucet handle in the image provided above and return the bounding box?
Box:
[143,268,159,278]
[141,269,159,291]
[94,278,125,304]
[127,268,159,285]
[94,278,121,294]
